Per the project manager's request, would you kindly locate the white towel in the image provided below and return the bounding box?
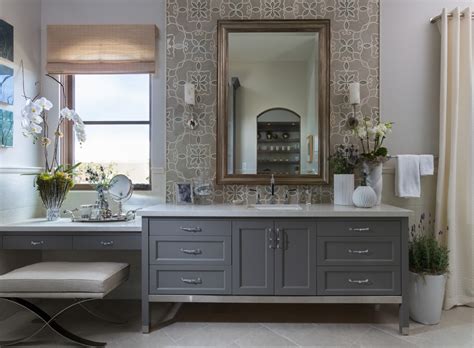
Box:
[419,154,434,176]
[395,155,421,197]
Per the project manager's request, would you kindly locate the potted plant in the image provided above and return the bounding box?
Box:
[21,67,85,220]
[352,118,393,205]
[330,144,358,205]
[80,163,117,214]
[409,214,449,325]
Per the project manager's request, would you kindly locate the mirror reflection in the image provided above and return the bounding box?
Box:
[227,32,319,176]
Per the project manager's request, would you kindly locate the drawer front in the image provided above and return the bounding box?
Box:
[73,235,140,250]
[3,236,72,250]
[317,267,400,295]
[149,236,231,265]
[150,220,231,236]
[149,265,231,294]
[317,220,400,236]
[317,236,400,266]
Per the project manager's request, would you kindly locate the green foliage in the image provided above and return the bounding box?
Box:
[36,171,74,208]
[330,144,359,174]
[409,213,449,275]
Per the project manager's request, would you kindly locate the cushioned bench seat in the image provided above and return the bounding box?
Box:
[0,262,130,298]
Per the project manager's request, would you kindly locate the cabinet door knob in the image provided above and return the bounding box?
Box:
[275,228,282,249]
[348,278,370,285]
[180,227,202,233]
[181,277,202,285]
[348,249,369,254]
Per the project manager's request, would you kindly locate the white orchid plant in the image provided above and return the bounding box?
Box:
[352,117,393,163]
[21,69,85,174]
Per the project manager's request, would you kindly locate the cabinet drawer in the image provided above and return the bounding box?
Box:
[149,236,231,265]
[73,235,140,250]
[317,267,400,295]
[149,220,231,236]
[3,236,72,250]
[149,265,231,294]
[317,220,400,236]
[317,236,400,266]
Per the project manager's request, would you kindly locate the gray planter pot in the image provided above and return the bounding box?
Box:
[409,271,447,325]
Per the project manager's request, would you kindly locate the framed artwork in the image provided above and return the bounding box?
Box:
[175,182,194,204]
[0,20,14,62]
[0,109,13,147]
[0,64,14,105]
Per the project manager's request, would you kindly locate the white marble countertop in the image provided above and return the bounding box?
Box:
[0,217,142,232]
[137,204,412,218]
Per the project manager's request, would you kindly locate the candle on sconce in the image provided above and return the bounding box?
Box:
[349,82,360,105]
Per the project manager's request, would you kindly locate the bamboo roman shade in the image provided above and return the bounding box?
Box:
[47,25,158,74]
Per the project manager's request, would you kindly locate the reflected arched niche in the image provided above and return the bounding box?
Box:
[256,108,301,175]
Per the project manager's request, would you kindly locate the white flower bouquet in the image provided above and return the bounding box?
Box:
[352,118,393,163]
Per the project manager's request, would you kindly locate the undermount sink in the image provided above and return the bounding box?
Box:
[250,204,303,211]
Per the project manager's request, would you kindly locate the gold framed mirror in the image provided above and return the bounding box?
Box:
[217,20,330,185]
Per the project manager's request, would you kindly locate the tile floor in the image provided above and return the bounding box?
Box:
[0,301,472,347]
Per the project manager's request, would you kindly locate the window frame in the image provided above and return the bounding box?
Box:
[62,74,152,191]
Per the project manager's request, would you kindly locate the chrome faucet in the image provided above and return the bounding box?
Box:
[269,174,276,204]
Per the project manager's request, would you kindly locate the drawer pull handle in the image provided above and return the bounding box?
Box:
[180,277,202,285]
[348,278,370,285]
[180,248,202,255]
[180,227,202,233]
[30,241,44,246]
[349,227,371,232]
[348,249,369,254]
[100,241,114,246]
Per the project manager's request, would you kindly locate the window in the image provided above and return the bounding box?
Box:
[64,74,151,189]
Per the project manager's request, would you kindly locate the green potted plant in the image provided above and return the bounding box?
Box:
[409,213,449,324]
[330,144,358,205]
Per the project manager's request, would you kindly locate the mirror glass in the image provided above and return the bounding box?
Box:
[109,174,133,203]
[227,32,320,176]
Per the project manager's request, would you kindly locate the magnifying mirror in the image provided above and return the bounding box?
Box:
[108,174,133,217]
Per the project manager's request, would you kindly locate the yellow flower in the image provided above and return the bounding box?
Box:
[41,137,51,147]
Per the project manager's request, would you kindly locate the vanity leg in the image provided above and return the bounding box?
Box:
[142,298,150,334]
[142,217,150,334]
[399,217,409,335]
[399,302,409,335]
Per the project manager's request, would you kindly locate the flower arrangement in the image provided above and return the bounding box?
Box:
[329,144,359,174]
[79,163,117,191]
[353,118,393,163]
[20,62,86,220]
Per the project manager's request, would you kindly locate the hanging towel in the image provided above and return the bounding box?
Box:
[395,155,421,197]
[419,154,434,176]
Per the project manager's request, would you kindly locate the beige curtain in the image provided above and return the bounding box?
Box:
[435,7,474,310]
[47,25,158,74]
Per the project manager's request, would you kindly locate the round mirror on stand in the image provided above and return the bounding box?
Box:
[108,175,133,218]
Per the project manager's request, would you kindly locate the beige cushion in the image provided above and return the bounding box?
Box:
[0,262,129,298]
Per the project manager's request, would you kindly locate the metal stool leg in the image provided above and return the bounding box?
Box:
[77,300,127,325]
[0,298,106,347]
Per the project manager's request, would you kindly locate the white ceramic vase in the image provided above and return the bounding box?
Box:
[334,174,354,205]
[362,161,383,205]
[409,272,447,325]
[352,185,377,208]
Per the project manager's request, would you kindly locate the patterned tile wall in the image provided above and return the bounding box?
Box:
[166,0,380,204]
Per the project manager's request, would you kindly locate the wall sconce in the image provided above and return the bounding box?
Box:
[184,82,198,129]
[348,82,360,128]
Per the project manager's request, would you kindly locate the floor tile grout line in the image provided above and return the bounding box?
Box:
[260,322,303,347]
[368,323,424,346]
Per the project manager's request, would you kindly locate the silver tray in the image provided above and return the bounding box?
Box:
[71,216,130,223]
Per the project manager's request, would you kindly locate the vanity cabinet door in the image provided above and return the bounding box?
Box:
[274,221,317,295]
[232,220,274,295]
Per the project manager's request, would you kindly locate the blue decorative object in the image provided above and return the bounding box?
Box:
[0,19,14,62]
[0,109,13,147]
[0,64,14,105]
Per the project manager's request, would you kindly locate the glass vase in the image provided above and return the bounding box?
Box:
[37,173,74,221]
[46,207,61,221]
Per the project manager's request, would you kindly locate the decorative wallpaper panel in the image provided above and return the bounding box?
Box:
[166,0,380,203]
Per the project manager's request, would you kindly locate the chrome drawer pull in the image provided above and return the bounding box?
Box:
[180,227,202,233]
[349,227,371,232]
[180,248,202,255]
[100,241,114,246]
[30,241,44,246]
[348,278,370,285]
[180,277,202,285]
[348,249,369,254]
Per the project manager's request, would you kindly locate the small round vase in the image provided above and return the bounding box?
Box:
[352,185,377,208]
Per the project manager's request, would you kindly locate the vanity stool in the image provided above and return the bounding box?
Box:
[0,261,130,347]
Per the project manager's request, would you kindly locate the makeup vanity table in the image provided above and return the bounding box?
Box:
[138,204,411,335]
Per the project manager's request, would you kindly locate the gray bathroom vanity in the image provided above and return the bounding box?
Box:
[138,204,411,335]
